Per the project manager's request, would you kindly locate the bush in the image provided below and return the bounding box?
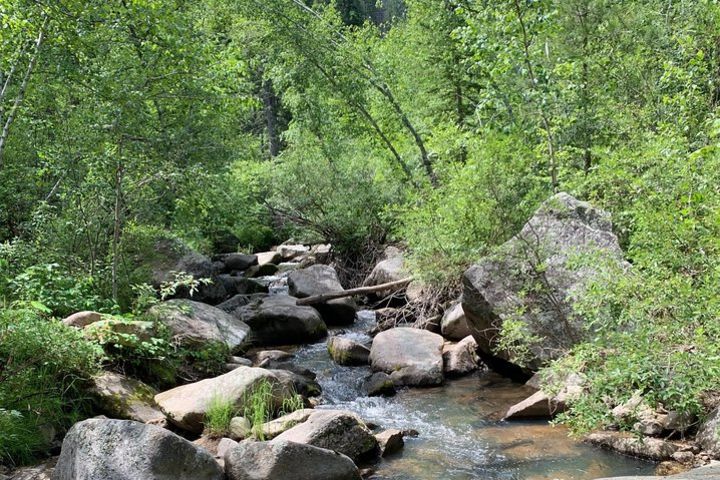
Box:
[205,396,236,437]
[0,308,102,466]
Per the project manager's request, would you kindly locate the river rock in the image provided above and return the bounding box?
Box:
[594,463,720,480]
[288,265,356,326]
[259,409,315,440]
[442,336,481,377]
[224,439,361,480]
[363,246,406,292]
[83,319,155,345]
[440,303,471,341]
[274,410,377,462]
[89,372,165,425]
[215,253,258,272]
[217,275,268,296]
[369,327,444,387]
[54,419,223,480]
[228,294,327,346]
[278,244,310,261]
[62,311,102,329]
[148,299,250,352]
[362,372,396,397]
[585,431,680,461]
[154,366,294,433]
[253,350,294,365]
[462,193,628,371]
[328,336,370,365]
[696,408,720,458]
[503,373,584,420]
[257,251,282,266]
[229,416,252,440]
[375,429,404,457]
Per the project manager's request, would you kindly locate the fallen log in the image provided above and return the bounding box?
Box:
[296,277,413,306]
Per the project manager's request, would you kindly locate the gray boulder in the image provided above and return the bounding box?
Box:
[362,372,396,397]
[148,299,250,352]
[696,408,720,458]
[328,336,370,365]
[154,366,294,433]
[288,265,356,326]
[442,336,481,377]
[89,372,165,425]
[224,440,360,480]
[440,303,472,341]
[215,253,258,272]
[584,431,679,461]
[375,429,404,457]
[363,246,406,290]
[53,419,223,480]
[462,193,627,370]
[369,327,444,386]
[230,295,328,346]
[274,410,377,462]
[62,311,102,329]
[259,409,315,440]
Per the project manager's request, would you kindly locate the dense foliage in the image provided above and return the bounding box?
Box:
[2,0,720,464]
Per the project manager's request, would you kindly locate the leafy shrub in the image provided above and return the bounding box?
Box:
[0,308,102,466]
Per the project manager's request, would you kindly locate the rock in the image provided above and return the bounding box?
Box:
[229,416,252,440]
[503,373,584,420]
[362,372,396,397]
[369,327,444,387]
[259,409,315,440]
[328,336,370,366]
[230,295,328,346]
[245,264,280,278]
[696,408,720,457]
[611,391,667,436]
[216,437,238,458]
[274,410,377,462]
[363,246,406,292]
[89,372,165,425]
[253,350,294,365]
[594,464,720,480]
[671,451,695,465]
[62,311,102,329]
[54,419,223,480]
[83,319,155,346]
[440,303,471,341]
[310,244,332,264]
[277,262,301,274]
[217,275,268,296]
[372,308,400,333]
[665,411,696,433]
[148,299,250,352]
[8,458,56,480]
[375,429,404,457]
[154,366,294,433]
[215,253,258,272]
[288,265,356,326]
[268,369,322,398]
[585,431,679,461]
[224,439,361,480]
[462,193,628,370]
[257,251,282,266]
[229,356,253,367]
[442,336,481,377]
[278,244,310,261]
[405,281,427,303]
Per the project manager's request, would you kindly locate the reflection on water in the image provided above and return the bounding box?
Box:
[290,311,656,480]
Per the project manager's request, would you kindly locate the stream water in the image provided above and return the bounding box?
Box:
[289,310,657,480]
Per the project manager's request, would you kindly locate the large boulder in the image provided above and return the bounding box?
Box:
[214,253,258,272]
[503,372,584,420]
[154,366,294,433]
[363,246,406,289]
[327,336,370,366]
[148,299,250,352]
[224,440,361,480]
[53,419,223,480]
[440,303,472,341]
[274,410,377,462]
[288,265,356,326]
[226,295,327,346]
[89,372,165,424]
[369,327,444,387]
[462,193,628,371]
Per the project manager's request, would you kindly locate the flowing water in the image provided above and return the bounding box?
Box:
[288,310,657,480]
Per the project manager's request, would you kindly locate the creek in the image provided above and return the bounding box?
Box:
[288,310,657,480]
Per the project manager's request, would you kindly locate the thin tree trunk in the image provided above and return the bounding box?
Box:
[263,78,281,157]
[111,144,125,303]
[296,277,413,305]
[0,15,48,168]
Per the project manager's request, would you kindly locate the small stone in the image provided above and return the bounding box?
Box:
[62,311,102,329]
[229,416,252,440]
[362,372,396,397]
[375,429,404,457]
[671,450,695,465]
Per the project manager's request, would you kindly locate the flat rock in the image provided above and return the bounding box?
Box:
[224,439,360,480]
[369,327,444,387]
[328,336,370,365]
[154,366,294,433]
[54,419,223,480]
[585,431,680,461]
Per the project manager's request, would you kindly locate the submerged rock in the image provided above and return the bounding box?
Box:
[288,265,356,326]
[224,440,361,480]
[462,193,628,371]
[369,327,444,387]
[54,419,223,480]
